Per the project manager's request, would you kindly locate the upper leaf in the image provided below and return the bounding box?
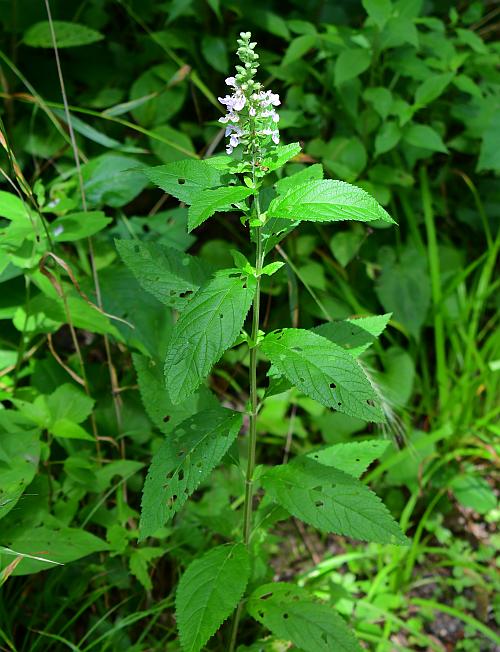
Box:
[24,21,104,48]
[144,160,226,204]
[261,328,384,422]
[274,163,324,195]
[247,582,362,652]
[262,457,409,545]
[188,186,252,232]
[164,272,256,404]
[115,239,211,308]
[267,179,394,224]
[139,407,242,539]
[176,543,250,652]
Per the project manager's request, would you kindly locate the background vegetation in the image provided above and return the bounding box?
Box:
[0,0,498,650]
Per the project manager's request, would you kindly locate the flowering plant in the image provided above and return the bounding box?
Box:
[117,32,407,652]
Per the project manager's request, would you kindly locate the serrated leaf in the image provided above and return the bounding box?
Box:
[306,440,390,477]
[176,543,250,652]
[314,314,392,357]
[188,186,252,232]
[248,582,362,652]
[262,457,409,544]
[267,180,394,224]
[115,239,211,308]
[139,408,242,539]
[133,354,218,434]
[261,143,302,174]
[144,160,225,204]
[164,272,256,403]
[261,329,384,422]
[24,21,103,48]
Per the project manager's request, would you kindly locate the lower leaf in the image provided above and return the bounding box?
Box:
[176,543,250,652]
[247,582,362,652]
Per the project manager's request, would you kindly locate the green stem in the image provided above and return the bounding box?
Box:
[229,187,263,652]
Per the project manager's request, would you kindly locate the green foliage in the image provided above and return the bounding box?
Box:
[0,1,498,650]
[262,457,408,544]
[164,272,256,403]
[248,582,362,651]
[261,328,384,421]
[139,408,242,539]
[176,544,250,652]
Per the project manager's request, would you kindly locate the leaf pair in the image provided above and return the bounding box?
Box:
[176,553,362,652]
[144,159,252,231]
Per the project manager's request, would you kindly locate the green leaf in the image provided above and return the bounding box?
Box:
[0,191,30,221]
[176,543,250,652]
[282,35,317,67]
[261,143,302,174]
[248,582,362,652]
[335,48,371,86]
[24,21,103,48]
[144,160,225,204]
[362,0,392,29]
[0,412,41,522]
[275,163,324,195]
[133,354,218,434]
[403,124,448,153]
[51,211,112,242]
[375,121,401,156]
[375,246,430,338]
[139,408,242,539]
[450,473,496,514]
[329,225,365,267]
[164,272,256,403]
[201,35,228,73]
[267,180,394,224]
[306,440,390,477]
[414,73,454,109]
[50,419,94,441]
[188,186,253,232]
[477,113,500,172]
[116,239,211,309]
[261,329,384,422]
[0,524,109,575]
[81,154,148,208]
[314,313,392,356]
[46,384,94,424]
[262,457,409,544]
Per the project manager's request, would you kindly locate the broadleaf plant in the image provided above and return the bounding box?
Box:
[118,32,408,652]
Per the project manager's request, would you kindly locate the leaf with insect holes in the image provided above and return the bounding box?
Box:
[261,328,384,422]
[164,271,256,404]
[144,160,226,205]
[314,313,392,357]
[262,457,409,545]
[176,543,250,652]
[248,582,362,652]
[188,186,253,232]
[305,440,390,478]
[115,240,211,309]
[139,408,242,540]
[267,179,394,224]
